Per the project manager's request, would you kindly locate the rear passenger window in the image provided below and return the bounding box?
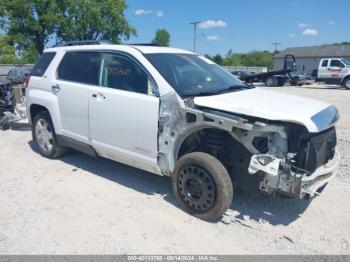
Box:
[31,52,56,77]
[58,52,101,85]
[99,53,150,95]
[321,60,328,67]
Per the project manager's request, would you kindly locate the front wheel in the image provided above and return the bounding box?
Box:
[172,152,233,221]
[343,76,350,89]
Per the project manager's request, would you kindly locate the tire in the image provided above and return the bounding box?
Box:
[343,76,350,90]
[172,152,233,221]
[290,77,298,86]
[32,111,67,158]
[265,76,278,87]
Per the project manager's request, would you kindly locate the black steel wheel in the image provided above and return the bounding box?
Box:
[172,152,233,221]
[177,165,216,212]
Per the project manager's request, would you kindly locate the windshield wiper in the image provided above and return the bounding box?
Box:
[182,91,219,97]
[216,84,253,94]
[182,84,253,97]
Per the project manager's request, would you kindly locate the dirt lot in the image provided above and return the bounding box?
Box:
[0,84,349,255]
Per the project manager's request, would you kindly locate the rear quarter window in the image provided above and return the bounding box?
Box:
[31,52,56,77]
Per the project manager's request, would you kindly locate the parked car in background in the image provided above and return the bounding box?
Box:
[7,67,32,84]
[288,71,306,86]
[231,70,251,81]
[316,58,350,89]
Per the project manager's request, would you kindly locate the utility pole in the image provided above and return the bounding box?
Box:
[272,42,281,52]
[190,21,201,52]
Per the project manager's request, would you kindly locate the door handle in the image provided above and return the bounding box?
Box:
[51,84,60,92]
[92,93,106,99]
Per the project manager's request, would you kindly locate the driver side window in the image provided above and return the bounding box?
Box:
[99,53,156,96]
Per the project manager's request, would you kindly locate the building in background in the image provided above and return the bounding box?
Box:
[273,45,350,75]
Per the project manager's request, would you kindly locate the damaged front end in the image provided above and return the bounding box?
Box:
[249,126,339,198]
[157,91,339,199]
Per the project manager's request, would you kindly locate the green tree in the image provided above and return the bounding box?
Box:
[152,28,170,47]
[212,54,223,65]
[0,0,136,54]
[0,35,16,63]
[56,0,136,44]
[221,50,274,69]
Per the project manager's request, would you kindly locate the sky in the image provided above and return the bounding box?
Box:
[123,0,350,55]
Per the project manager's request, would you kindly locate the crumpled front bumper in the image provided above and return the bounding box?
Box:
[248,150,340,198]
[300,150,340,197]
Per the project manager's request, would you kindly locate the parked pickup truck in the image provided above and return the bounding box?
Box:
[316,58,350,89]
[26,41,340,221]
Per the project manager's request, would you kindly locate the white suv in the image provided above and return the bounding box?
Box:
[26,41,340,221]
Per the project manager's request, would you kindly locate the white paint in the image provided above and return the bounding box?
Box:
[194,87,331,132]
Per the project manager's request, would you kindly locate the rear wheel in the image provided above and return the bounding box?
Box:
[265,76,278,87]
[172,152,233,221]
[32,111,67,158]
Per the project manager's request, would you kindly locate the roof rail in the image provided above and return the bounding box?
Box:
[127,43,159,46]
[57,40,113,47]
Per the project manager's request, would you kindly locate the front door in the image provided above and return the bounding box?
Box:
[318,59,329,80]
[89,52,160,173]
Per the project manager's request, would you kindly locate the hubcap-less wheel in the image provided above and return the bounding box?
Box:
[35,119,54,153]
[177,165,216,212]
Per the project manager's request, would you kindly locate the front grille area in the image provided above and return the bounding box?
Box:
[296,127,337,173]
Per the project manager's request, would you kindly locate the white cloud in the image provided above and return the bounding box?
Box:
[156,10,164,17]
[289,33,295,38]
[199,20,227,29]
[328,21,336,25]
[207,35,219,41]
[298,23,309,28]
[135,9,152,16]
[302,28,319,36]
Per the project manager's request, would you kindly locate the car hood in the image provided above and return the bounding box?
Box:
[194,88,338,132]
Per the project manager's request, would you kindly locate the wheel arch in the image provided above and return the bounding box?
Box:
[173,126,252,175]
[30,104,49,122]
[26,89,62,132]
[341,74,350,85]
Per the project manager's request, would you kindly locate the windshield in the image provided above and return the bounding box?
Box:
[145,53,251,96]
[341,59,350,65]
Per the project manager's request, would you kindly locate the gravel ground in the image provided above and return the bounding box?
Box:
[0,84,349,255]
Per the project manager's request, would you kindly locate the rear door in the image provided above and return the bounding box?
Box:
[88,52,160,173]
[54,51,101,143]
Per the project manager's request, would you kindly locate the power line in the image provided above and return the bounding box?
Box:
[272,42,281,52]
[190,21,201,52]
